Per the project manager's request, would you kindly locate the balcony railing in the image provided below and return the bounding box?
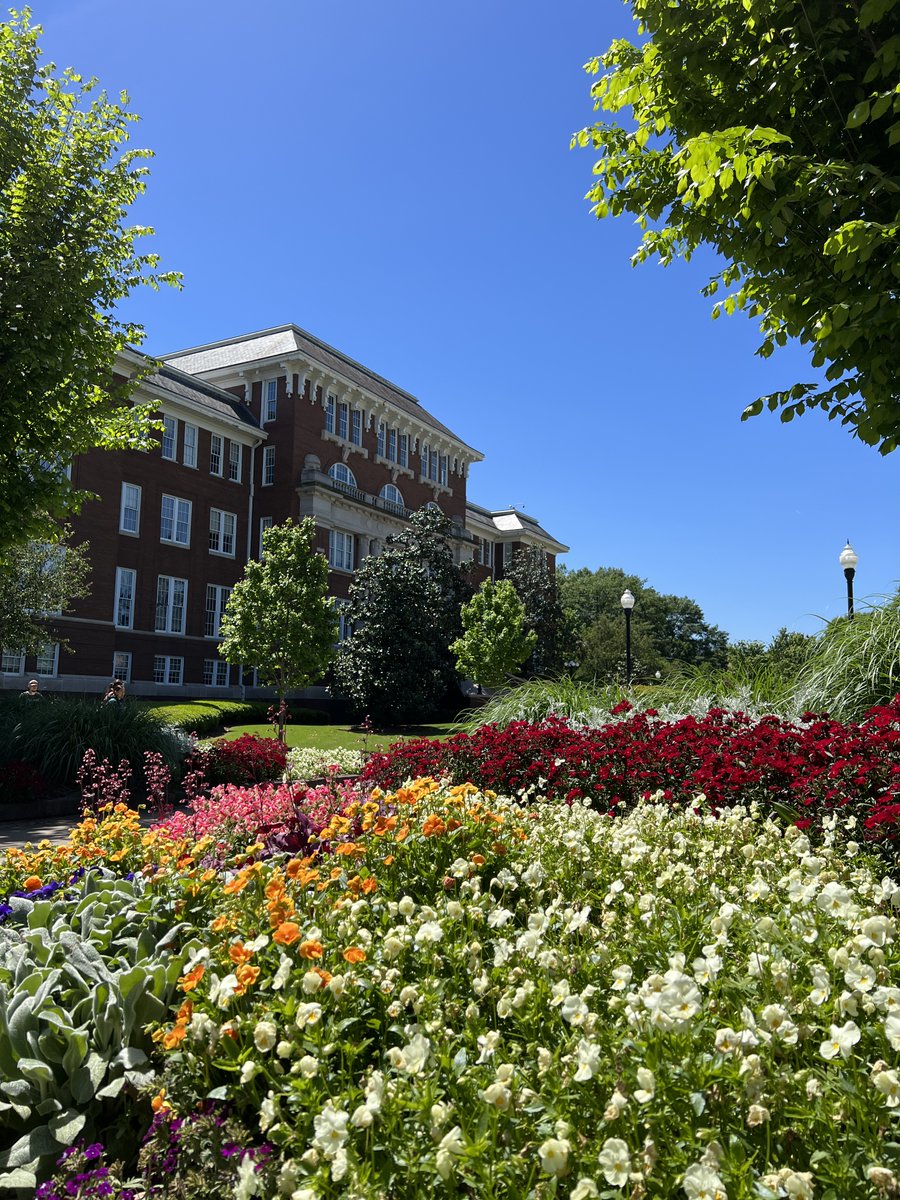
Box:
[297,468,473,542]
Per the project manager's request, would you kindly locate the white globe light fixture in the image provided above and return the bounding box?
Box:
[839,541,858,620]
[620,590,635,686]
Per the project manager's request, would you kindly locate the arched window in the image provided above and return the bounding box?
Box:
[379,483,405,508]
[328,462,357,489]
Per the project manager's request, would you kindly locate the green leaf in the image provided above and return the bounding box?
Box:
[846,100,871,128]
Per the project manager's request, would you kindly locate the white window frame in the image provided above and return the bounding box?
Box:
[112,651,132,683]
[398,434,408,467]
[262,446,276,487]
[420,442,428,477]
[439,454,448,486]
[263,379,278,423]
[119,483,141,536]
[1,650,25,674]
[388,428,397,462]
[209,508,237,557]
[183,424,198,469]
[379,483,405,513]
[35,643,59,677]
[161,415,177,461]
[377,422,386,458]
[155,575,188,635]
[205,584,232,638]
[160,495,192,547]
[228,441,242,483]
[337,402,349,440]
[153,655,184,686]
[259,516,273,557]
[114,566,137,629]
[203,658,230,687]
[328,530,354,572]
[324,395,336,433]
[334,598,352,643]
[328,462,357,489]
[210,433,223,477]
[351,409,362,445]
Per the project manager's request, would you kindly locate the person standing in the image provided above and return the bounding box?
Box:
[102,679,126,705]
[19,679,45,700]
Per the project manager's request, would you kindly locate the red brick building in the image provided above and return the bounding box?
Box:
[1,326,568,697]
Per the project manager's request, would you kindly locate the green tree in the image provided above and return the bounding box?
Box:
[0,10,179,552]
[334,507,470,725]
[729,626,817,677]
[451,578,537,691]
[218,519,337,740]
[504,548,569,676]
[0,530,90,656]
[574,0,900,452]
[559,565,728,681]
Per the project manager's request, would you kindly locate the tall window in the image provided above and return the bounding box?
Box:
[259,516,273,556]
[338,402,349,440]
[324,395,336,433]
[161,415,177,460]
[209,509,236,556]
[388,428,397,462]
[430,450,438,482]
[153,655,183,686]
[377,422,386,458]
[420,442,429,477]
[160,495,192,546]
[35,643,59,677]
[398,434,408,468]
[1,650,24,674]
[203,658,230,687]
[439,454,448,486]
[112,651,132,683]
[263,379,278,423]
[183,424,198,468]
[328,530,354,572]
[334,599,352,643]
[205,584,232,637]
[351,410,362,445]
[119,483,141,535]
[228,441,242,482]
[210,434,223,476]
[155,576,187,634]
[262,446,276,486]
[114,567,136,628]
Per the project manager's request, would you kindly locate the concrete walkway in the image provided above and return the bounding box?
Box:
[0,814,82,847]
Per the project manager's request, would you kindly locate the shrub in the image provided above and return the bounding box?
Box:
[0,698,189,786]
[195,734,288,787]
[1,759,47,804]
[286,745,365,780]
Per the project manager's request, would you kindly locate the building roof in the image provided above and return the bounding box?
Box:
[466,502,569,555]
[162,324,480,455]
[144,363,262,431]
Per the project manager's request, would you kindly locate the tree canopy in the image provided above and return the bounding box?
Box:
[451,578,536,691]
[0,531,91,657]
[559,565,728,681]
[0,10,178,552]
[334,507,470,725]
[504,549,568,677]
[574,0,900,452]
[218,519,337,734]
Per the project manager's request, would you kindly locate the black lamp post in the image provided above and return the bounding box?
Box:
[839,541,858,620]
[620,589,635,686]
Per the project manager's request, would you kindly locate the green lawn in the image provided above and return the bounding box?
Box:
[217,721,459,751]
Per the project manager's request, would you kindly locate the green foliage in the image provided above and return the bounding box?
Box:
[461,674,628,729]
[0,11,180,550]
[141,700,272,736]
[0,874,182,1190]
[218,518,338,714]
[796,593,900,721]
[559,565,728,681]
[0,530,91,656]
[0,698,188,788]
[729,626,818,678]
[451,578,536,689]
[334,507,470,725]
[574,0,900,452]
[504,548,568,676]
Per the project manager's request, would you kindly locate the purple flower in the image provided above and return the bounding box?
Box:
[83,1143,104,1161]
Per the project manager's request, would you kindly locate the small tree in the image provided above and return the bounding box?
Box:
[0,531,91,656]
[504,548,568,676]
[334,507,470,725]
[218,519,337,741]
[451,578,536,691]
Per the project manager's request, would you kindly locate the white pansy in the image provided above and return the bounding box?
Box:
[301,969,323,995]
[436,1125,464,1180]
[487,907,514,928]
[873,1068,900,1107]
[295,1003,322,1028]
[570,1180,600,1200]
[819,1020,861,1060]
[683,1161,727,1200]
[253,1020,277,1052]
[538,1137,570,1177]
[598,1138,631,1187]
[417,921,443,945]
[817,881,854,917]
[634,1067,656,1103]
[480,1081,512,1109]
[297,1054,318,1078]
[312,1103,350,1157]
[573,1038,602,1082]
[272,954,292,990]
[350,1103,374,1127]
[610,964,633,991]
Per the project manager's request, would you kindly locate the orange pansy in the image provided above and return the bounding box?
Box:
[343,946,366,964]
[299,940,324,959]
[273,921,301,945]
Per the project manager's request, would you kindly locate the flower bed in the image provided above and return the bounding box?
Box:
[363,699,900,854]
[194,734,289,788]
[2,779,900,1197]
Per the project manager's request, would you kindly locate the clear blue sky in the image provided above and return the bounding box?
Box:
[31,0,897,643]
